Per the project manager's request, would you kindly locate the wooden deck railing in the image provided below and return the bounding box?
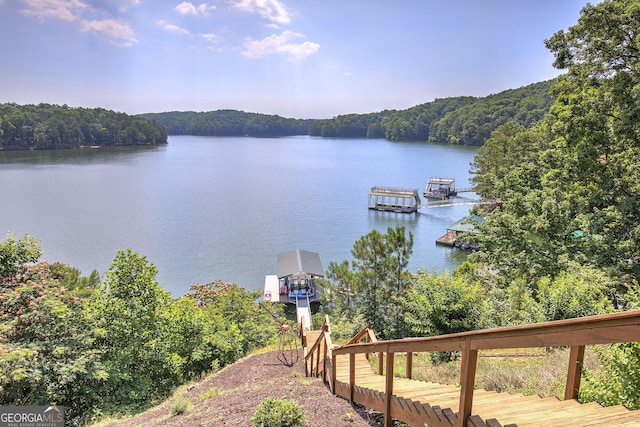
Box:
[303,315,333,383]
[328,310,640,427]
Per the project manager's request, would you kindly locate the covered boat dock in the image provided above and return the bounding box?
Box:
[263,249,324,304]
[368,186,421,213]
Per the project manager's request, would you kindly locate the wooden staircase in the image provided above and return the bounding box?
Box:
[303,311,640,427]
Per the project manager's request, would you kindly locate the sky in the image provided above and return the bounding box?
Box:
[0,0,592,119]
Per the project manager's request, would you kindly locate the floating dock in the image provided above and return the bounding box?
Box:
[424,177,474,200]
[368,186,421,213]
[424,177,457,199]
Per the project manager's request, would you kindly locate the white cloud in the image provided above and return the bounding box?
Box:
[232,0,290,25]
[19,0,139,46]
[19,0,88,22]
[175,1,215,16]
[200,32,222,43]
[158,20,190,34]
[79,18,137,46]
[242,30,319,59]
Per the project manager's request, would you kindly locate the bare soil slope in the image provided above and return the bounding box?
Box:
[100,348,384,426]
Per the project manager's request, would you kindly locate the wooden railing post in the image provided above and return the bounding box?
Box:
[406,351,413,379]
[565,345,585,400]
[349,352,356,402]
[315,335,321,375]
[379,352,384,375]
[384,349,395,427]
[457,338,478,427]
[331,352,337,393]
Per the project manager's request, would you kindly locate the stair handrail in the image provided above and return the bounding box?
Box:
[331,310,640,427]
[304,315,334,383]
[345,323,376,345]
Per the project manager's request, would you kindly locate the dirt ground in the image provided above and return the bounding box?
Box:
[99,348,386,427]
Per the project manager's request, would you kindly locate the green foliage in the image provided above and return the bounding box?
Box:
[0,261,104,426]
[169,396,192,416]
[140,110,312,137]
[0,103,167,149]
[308,111,392,138]
[322,226,413,339]
[250,397,306,427]
[536,265,615,321]
[425,81,555,145]
[184,280,283,355]
[0,235,287,424]
[405,270,488,338]
[581,281,640,409]
[88,249,180,413]
[199,387,222,401]
[581,343,640,410]
[470,0,640,287]
[141,82,552,143]
[0,232,42,278]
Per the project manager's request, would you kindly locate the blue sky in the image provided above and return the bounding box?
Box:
[0,0,590,119]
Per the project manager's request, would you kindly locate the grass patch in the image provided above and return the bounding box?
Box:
[199,387,223,401]
[169,397,192,417]
[369,347,601,399]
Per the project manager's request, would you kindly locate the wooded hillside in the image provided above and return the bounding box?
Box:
[0,103,167,150]
[140,79,555,145]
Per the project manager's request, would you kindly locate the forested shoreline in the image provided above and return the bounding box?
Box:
[140,79,554,145]
[0,103,167,150]
[0,80,552,150]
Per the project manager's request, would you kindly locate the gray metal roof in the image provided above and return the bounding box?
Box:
[277,249,324,278]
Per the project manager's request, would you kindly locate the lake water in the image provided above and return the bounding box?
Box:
[0,135,479,296]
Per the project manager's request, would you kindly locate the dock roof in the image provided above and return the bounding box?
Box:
[277,249,324,278]
[446,214,485,234]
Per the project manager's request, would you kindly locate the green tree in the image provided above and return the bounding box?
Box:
[405,270,487,337]
[404,270,488,362]
[0,232,42,278]
[0,262,104,426]
[543,0,640,283]
[182,281,281,366]
[322,226,413,339]
[580,281,640,410]
[535,264,615,321]
[88,249,179,413]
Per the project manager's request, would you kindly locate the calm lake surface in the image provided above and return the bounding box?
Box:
[0,135,479,296]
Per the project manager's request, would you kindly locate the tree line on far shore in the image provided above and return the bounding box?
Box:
[0,103,167,150]
[139,79,554,145]
[0,79,553,150]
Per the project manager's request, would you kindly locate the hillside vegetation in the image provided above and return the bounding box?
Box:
[0,103,167,150]
[139,79,554,145]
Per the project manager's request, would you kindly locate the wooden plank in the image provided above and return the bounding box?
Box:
[564,345,585,400]
[384,351,395,427]
[331,311,640,357]
[458,338,478,427]
[349,352,355,402]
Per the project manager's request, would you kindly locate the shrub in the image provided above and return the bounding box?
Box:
[250,397,306,427]
[169,396,191,416]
